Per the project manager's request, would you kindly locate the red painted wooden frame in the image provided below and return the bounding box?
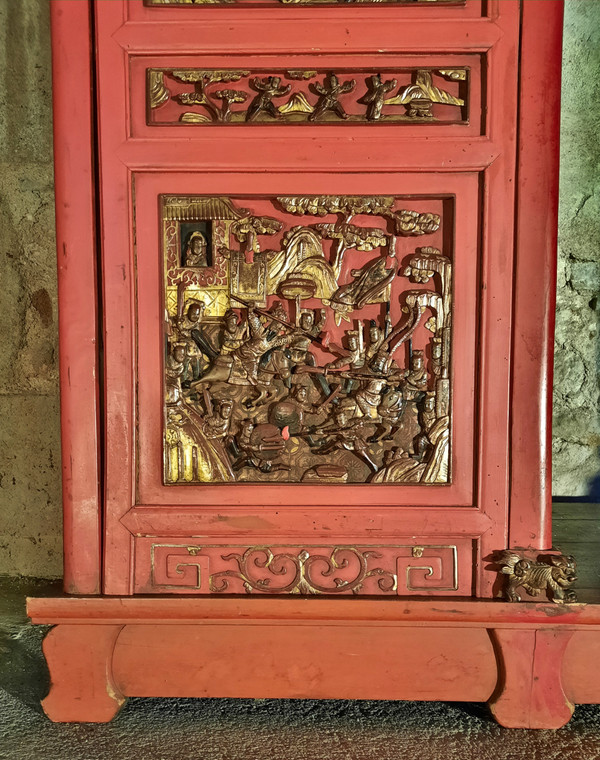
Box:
[93,0,519,595]
[509,0,563,550]
[51,0,561,597]
[132,53,483,137]
[39,0,578,732]
[136,174,477,511]
[50,1,101,595]
[28,594,594,729]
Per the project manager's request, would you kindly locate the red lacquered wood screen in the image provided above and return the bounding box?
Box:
[63,0,560,598]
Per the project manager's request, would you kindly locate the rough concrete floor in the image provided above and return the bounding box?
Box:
[3,579,600,760]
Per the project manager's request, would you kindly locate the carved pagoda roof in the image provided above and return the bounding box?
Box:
[162,196,247,221]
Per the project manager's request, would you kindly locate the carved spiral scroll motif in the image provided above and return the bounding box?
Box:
[149,544,462,595]
[209,547,397,594]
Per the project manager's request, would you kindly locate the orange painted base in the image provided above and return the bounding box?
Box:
[27,596,600,728]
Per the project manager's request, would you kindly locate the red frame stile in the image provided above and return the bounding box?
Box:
[50,2,101,595]
[509,0,564,550]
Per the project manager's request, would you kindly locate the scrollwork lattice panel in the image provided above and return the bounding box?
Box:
[137,541,472,595]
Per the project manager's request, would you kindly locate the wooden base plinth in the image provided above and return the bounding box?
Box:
[27,596,600,728]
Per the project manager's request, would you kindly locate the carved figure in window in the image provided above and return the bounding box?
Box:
[182,230,210,268]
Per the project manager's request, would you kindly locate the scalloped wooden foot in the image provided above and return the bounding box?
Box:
[41,625,126,723]
[489,628,575,729]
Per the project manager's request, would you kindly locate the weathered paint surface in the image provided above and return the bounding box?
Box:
[0,1,599,577]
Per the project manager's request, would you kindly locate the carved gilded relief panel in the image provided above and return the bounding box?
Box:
[148,68,468,126]
[146,0,464,6]
[163,195,452,486]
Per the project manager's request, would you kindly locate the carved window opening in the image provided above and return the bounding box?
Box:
[163,195,452,485]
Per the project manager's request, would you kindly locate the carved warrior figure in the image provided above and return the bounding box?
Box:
[498,551,578,604]
[170,300,208,382]
[311,399,378,472]
[233,421,289,473]
[363,73,398,121]
[246,76,291,121]
[366,321,384,361]
[165,343,187,405]
[203,399,234,442]
[309,73,356,121]
[192,303,292,391]
[220,309,247,354]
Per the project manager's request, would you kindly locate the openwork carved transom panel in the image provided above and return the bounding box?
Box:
[148,68,468,126]
[149,544,460,595]
[147,0,463,6]
[163,195,452,484]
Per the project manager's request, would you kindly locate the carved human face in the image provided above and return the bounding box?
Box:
[371,354,386,373]
[347,336,358,351]
[220,402,233,420]
[294,386,308,404]
[173,346,186,363]
[369,327,380,343]
[188,304,203,322]
[192,237,206,255]
[225,314,237,330]
[335,409,349,427]
[300,313,313,331]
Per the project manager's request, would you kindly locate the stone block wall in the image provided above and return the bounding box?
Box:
[0,1,598,577]
[553,2,600,498]
[0,1,62,577]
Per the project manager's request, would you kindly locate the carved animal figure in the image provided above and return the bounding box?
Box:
[498,551,577,603]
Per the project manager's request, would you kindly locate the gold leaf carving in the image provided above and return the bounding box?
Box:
[150,544,460,595]
[148,68,469,126]
[286,70,317,80]
[180,112,212,123]
[386,70,464,118]
[148,71,170,109]
[161,195,452,485]
[209,547,397,595]
[438,69,467,81]
[278,92,314,114]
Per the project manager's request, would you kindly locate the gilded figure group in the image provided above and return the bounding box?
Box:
[163,195,452,485]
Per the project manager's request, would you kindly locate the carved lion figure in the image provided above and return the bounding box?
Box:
[498,551,577,604]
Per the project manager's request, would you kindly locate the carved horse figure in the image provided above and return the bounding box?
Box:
[245,348,292,409]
